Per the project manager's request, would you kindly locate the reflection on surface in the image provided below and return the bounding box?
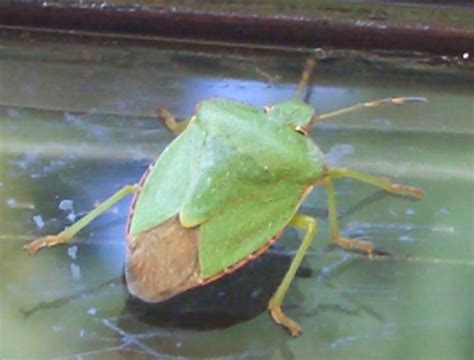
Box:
[0,31,473,359]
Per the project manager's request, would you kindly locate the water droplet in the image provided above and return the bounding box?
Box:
[33,215,45,229]
[399,235,414,242]
[67,246,78,260]
[58,199,74,211]
[70,263,81,280]
[87,307,97,316]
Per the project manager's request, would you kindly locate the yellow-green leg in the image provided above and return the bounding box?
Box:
[324,167,422,254]
[156,107,193,134]
[327,167,422,199]
[268,214,317,336]
[24,185,137,255]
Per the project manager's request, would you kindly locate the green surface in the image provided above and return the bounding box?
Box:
[0,31,473,359]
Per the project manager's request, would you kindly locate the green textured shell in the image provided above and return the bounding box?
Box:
[125,98,325,303]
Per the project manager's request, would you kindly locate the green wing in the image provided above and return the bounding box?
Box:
[199,180,304,277]
[129,123,204,236]
[179,134,276,227]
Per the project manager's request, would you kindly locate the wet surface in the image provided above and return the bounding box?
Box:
[0,31,473,359]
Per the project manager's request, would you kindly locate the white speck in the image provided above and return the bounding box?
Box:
[405,208,415,216]
[64,112,83,126]
[67,213,77,222]
[52,325,62,332]
[436,208,449,216]
[463,52,469,60]
[79,329,85,337]
[87,307,97,316]
[33,215,45,228]
[370,118,392,128]
[251,289,262,298]
[325,144,355,165]
[6,284,19,294]
[6,198,35,209]
[399,235,414,242]
[108,206,119,214]
[59,199,74,211]
[70,263,81,280]
[176,342,182,348]
[264,165,269,171]
[67,246,78,259]
[7,198,17,207]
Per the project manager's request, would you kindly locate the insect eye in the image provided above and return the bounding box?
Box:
[263,106,273,113]
[295,126,308,136]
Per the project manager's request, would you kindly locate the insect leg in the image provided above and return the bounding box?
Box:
[323,177,375,254]
[327,167,422,199]
[295,57,317,101]
[310,96,427,126]
[268,214,317,337]
[156,107,193,134]
[24,184,137,255]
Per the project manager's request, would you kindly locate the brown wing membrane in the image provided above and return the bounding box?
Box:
[126,216,201,302]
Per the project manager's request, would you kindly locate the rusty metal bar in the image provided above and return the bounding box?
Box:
[0,2,472,56]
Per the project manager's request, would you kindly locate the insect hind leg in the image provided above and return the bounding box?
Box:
[24,184,137,254]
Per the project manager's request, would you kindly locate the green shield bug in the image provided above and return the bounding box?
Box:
[24,57,425,336]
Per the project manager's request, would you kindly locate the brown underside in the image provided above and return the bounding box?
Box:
[125,216,201,303]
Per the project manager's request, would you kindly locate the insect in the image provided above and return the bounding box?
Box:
[24,57,425,336]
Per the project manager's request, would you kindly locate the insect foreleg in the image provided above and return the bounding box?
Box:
[268,214,317,337]
[24,184,137,255]
[156,107,193,134]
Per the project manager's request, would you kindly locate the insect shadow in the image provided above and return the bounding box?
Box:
[123,191,396,330]
[125,249,296,330]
